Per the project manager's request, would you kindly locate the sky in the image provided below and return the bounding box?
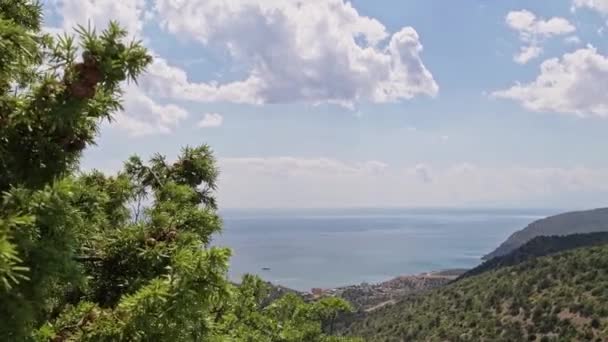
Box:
[41,0,608,209]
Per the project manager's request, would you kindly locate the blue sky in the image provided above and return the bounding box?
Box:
[43,0,608,208]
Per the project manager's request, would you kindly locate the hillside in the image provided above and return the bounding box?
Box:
[348,244,608,341]
[484,207,608,260]
[335,271,464,312]
[460,232,608,280]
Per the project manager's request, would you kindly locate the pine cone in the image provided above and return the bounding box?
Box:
[68,81,96,99]
[165,229,178,241]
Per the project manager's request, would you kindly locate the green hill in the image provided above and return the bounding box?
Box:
[348,244,608,341]
[460,232,608,280]
[484,207,608,260]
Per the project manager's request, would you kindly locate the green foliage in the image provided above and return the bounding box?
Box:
[1,0,151,192]
[460,232,608,280]
[484,207,608,260]
[348,244,608,341]
[0,2,359,341]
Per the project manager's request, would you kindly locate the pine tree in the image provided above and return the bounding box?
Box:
[0,1,358,340]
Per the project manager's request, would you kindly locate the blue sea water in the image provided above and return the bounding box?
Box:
[214,208,559,291]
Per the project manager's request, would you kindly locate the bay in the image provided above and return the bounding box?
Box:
[215,208,559,291]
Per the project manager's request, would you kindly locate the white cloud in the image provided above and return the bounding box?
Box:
[506,10,576,64]
[79,155,608,208]
[218,157,608,208]
[573,0,608,15]
[152,0,438,106]
[514,45,543,64]
[139,57,262,104]
[49,0,148,38]
[493,47,608,117]
[42,26,64,36]
[197,113,224,128]
[564,35,582,45]
[48,0,437,115]
[112,84,188,136]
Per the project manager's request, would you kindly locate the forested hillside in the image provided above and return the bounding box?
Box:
[460,232,608,280]
[484,208,608,260]
[349,244,608,341]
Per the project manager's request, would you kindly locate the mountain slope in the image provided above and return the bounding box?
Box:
[348,244,608,341]
[484,207,608,260]
[460,232,608,280]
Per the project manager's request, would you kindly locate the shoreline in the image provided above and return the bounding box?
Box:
[282,268,470,312]
[305,268,468,295]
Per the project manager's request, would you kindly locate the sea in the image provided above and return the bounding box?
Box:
[214,208,560,291]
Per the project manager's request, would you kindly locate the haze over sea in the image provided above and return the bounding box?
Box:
[216,208,560,291]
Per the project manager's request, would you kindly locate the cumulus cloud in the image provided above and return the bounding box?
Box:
[514,45,543,64]
[197,113,224,128]
[49,0,148,38]
[112,84,188,136]
[217,157,608,208]
[139,57,262,104]
[493,47,608,117]
[48,0,438,129]
[506,10,576,64]
[153,0,438,106]
[572,0,608,15]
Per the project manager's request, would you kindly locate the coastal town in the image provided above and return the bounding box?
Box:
[306,270,467,312]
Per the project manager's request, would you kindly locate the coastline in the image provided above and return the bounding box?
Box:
[291,268,468,312]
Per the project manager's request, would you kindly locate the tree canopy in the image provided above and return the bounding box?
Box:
[0,1,358,340]
[348,244,608,341]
